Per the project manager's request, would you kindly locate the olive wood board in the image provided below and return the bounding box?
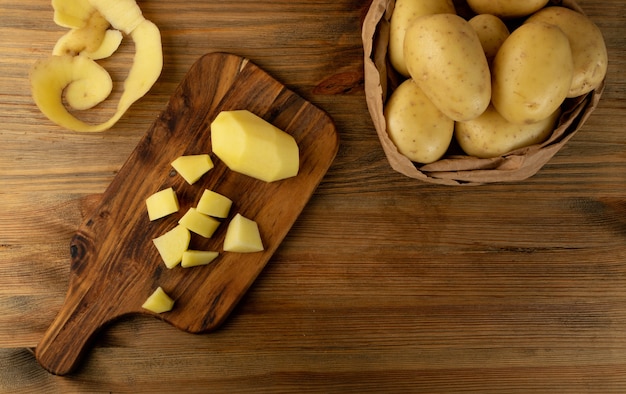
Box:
[35,52,340,375]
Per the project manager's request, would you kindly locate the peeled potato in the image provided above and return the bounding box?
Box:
[211,110,299,182]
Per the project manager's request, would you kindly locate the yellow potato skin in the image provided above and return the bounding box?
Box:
[468,14,509,62]
[388,0,455,77]
[491,22,573,125]
[385,79,454,164]
[525,6,608,97]
[404,13,490,122]
[466,0,549,18]
[455,105,560,159]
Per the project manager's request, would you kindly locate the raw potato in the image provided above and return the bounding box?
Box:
[145,187,179,221]
[152,224,191,269]
[30,0,162,132]
[223,214,264,253]
[171,154,214,185]
[178,208,221,238]
[181,250,219,268]
[388,0,455,76]
[468,14,509,63]
[141,287,174,313]
[466,0,549,18]
[211,110,299,182]
[491,22,573,125]
[455,105,561,159]
[385,79,454,164]
[525,6,608,97]
[196,190,232,219]
[404,13,491,122]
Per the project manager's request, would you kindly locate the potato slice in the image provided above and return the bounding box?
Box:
[196,190,232,219]
[171,154,214,185]
[145,187,179,221]
[152,225,190,269]
[141,286,174,313]
[178,208,220,238]
[181,250,219,268]
[211,110,299,182]
[223,214,264,253]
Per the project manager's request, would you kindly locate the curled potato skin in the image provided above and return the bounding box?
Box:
[30,55,113,132]
[30,0,162,132]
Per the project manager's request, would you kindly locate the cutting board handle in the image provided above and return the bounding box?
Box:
[35,234,130,375]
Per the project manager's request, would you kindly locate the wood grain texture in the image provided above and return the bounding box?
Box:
[1,0,626,392]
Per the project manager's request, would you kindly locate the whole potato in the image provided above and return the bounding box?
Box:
[388,0,455,77]
[468,14,509,63]
[525,6,608,97]
[466,0,549,18]
[455,105,560,159]
[404,13,490,122]
[491,22,573,125]
[385,79,454,164]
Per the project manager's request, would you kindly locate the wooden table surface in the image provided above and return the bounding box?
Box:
[1,0,625,392]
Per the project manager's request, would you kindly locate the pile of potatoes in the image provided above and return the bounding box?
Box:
[385,0,607,162]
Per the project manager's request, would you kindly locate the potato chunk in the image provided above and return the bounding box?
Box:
[211,110,299,182]
[223,213,264,253]
[171,154,214,185]
[141,286,174,313]
[152,224,190,268]
[181,250,219,268]
[145,187,179,221]
[196,189,232,218]
[178,208,220,238]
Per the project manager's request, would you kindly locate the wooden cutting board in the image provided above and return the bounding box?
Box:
[34,52,340,375]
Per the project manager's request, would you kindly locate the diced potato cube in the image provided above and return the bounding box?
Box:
[152,224,190,268]
[223,213,264,253]
[181,250,219,268]
[141,286,174,313]
[171,154,214,185]
[210,110,299,182]
[196,189,232,218]
[145,187,179,221]
[178,207,220,238]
